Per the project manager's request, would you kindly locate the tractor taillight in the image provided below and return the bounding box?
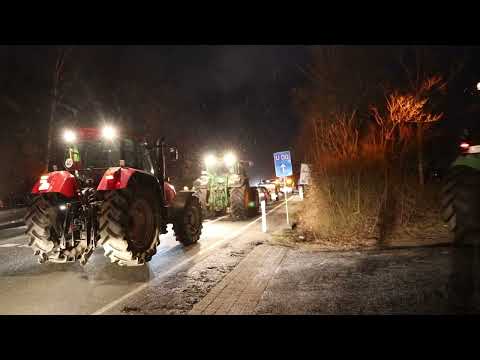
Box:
[105,169,121,184]
[460,142,470,150]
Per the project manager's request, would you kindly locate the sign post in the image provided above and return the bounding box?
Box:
[273,151,293,226]
[283,177,290,225]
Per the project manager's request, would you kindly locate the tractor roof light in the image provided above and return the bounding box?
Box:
[102,125,117,141]
[223,152,237,167]
[63,129,77,143]
[204,154,217,168]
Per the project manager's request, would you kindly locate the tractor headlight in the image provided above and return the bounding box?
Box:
[204,154,217,168]
[63,129,77,143]
[102,125,117,141]
[223,152,237,167]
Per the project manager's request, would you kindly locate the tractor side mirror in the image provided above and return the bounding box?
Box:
[141,140,153,150]
[169,147,179,161]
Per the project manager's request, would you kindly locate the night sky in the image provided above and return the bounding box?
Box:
[0,45,310,190]
[2,45,480,197]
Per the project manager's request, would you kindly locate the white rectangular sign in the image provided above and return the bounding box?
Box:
[299,163,311,185]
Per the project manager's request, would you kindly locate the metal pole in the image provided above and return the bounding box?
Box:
[261,199,267,232]
[284,177,289,225]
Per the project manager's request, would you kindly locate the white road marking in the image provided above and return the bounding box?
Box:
[1,233,27,243]
[204,215,229,224]
[0,243,20,248]
[0,232,29,249]
[91,201,286,315]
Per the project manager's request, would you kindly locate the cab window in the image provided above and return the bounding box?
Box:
[122,139,137,168]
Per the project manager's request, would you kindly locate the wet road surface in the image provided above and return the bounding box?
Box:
[0,200,287,315]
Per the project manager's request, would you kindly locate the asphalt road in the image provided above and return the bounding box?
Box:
[0,208,26,229]
[3,195,476,315]
[0,199,288,315]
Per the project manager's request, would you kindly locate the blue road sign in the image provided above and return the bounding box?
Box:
[273,151,293,177]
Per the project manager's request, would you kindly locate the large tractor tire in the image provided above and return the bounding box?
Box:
[173,195,203,246]
[99,187,160,266]
[193,189,213,219]
[24,196,60,262]
[441,165,480,245]
[248,187,260,217]
[230,185,259,220]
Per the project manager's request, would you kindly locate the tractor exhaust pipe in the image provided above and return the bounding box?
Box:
[155,138,167,180]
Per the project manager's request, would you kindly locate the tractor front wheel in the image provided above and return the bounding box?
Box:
[173,195,203,246]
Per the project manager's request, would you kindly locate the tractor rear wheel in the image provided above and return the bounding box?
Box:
[247,187,260,217]
[230,185,259,220]
[24,196,59,262]
[173,195,203,245]
[441,165,480,245]
[99,187,160,266]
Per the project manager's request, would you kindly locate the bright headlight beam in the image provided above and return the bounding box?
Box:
[63,130,77,143]
[223,152,237,167]
[204,154,217,167]
[102,125,117,140]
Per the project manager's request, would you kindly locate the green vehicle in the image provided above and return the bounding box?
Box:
[192,152,259,220]
[441,82,480,244]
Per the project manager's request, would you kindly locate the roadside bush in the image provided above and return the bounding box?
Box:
[296,100,447,248]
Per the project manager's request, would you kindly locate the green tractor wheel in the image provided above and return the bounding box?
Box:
[441,165,480,245]
[230,185,259,221]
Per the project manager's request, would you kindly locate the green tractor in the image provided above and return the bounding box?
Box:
[441,81,480,245]
[441,130,480,245]
[192,152,259,220]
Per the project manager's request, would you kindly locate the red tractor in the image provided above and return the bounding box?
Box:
[25,126,203,266]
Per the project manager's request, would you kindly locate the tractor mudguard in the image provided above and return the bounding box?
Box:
[31,171,77,198]
[97,167,175,204]
[164,182,176,205]
[97,167,138,191]
[452,154,480,171]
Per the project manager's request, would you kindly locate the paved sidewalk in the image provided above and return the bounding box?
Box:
[190,242,480,314]
[190,244,287,315]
